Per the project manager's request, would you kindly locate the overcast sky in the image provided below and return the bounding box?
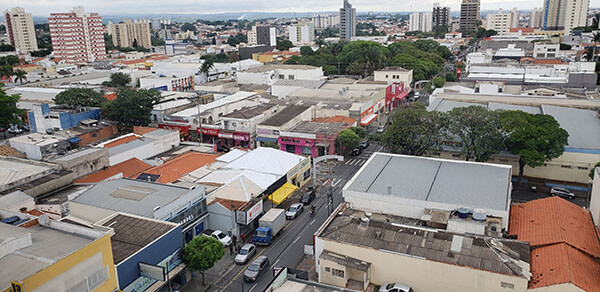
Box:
[3,0,599,16]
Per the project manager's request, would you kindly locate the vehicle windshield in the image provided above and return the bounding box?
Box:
[289,206,297,212]
[217,233,226,239]
[239,248,249,255]
[386,284,395,289]
[248,263,260,272]
[256,230,267,237]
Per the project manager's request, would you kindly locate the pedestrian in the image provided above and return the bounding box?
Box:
[229,243,234,255]
[232,234,237,247]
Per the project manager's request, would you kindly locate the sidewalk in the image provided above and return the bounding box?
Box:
[180,251,236,292]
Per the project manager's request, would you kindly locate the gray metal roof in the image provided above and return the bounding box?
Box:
[259,105,311,127]
[347,153,511,211]
[319,208,530,277]
[108,138,153,156]
[272,79,326,88]
[429,99,484,112]
[541,105,600,150]
[71,178,201,218]
[488,102,542,114]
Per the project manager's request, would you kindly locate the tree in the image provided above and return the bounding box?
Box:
[13,69,26,84]
[590,162,600,180]
[500,110,569,183]
[349,126,366,138]
[199,56,215,82]
[336,129,360,150]
[445,72,457,82]
[132,39,138,48]
[102,88,161,127]
[30,49,52,57]
[182,236,224,285]
[227,36,240,47]
[0,44,14,52]
[445,106,505,162]
[381,103,444,156]
[433,76,445,88]
[277,39,293,51]
[211,37,217,45]
[109,72,132,87]
[338,41,390,77]
[54,88,105,107]
[181,23,197,32]
[0,84,24,129]
[300,46,314,56]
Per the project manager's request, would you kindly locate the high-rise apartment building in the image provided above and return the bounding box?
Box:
[409,12,433,32]
[542,0,589,33]
[289,22,315,45]
[4,7,38,53]
[49,6,107,65]
[312,14,340,29]
[486,9,510,34]
[340,0,356,40]
[509,7,520,28]
[529,8,544,28]
[432,3,451,28]
[109,19,152,48]
[247,26,276,47]
[460,0,480,34]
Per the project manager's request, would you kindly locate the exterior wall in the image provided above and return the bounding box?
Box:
[319,258,349,288]
[486,10,510,34]
[286,156,312,188]
[77,125,118,146]
[460,0,480,33]
[117,224,183,290]
[279,136,317,157]
[591,169,600,227]
[374,70,413,86]
[316,239,528,292]
[52,149,109,179]
[14,234,118,292]
[4,7,38,53]
[108,141,154,166]
[236,71,272,85]
[207,203,238,237]
[528,283,586,292]
[68,202,117,222]
[9,139,43,160]
[24,172,75,199]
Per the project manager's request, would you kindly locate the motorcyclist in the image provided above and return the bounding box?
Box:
[310,205,316,215]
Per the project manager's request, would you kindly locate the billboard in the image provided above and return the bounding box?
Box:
[139,262,165,282]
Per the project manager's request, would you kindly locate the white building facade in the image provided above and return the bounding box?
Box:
[4,7,38,53]
[409,12,433,32]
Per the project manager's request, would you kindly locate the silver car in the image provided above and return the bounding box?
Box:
[550,187,575,199]
[379,282,413,292]
[286,203,304,219]
[243,255,269,282]
[235,243,256,264]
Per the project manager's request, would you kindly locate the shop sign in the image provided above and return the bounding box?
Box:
[200,128,219,136]
[257,128,279,136]
[279,136,314,146]
[218,132,234,139]
[159,123,190,133]
[233,132,250,141]
[236,200,263,225]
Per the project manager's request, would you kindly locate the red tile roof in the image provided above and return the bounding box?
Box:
[133,126,159,136]
[32,57,46,62]
[510,27,535,33]
[534,59,566,65]
[209,198,246,211]
[75,158,151,183]
[313,115,357,125]
[509,196,600,257]
[529,243,600,292]
[137,152,218,184]
[104,93,117,101]
[103,135,140,148]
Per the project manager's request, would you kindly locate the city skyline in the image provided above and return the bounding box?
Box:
[3,0,600,16]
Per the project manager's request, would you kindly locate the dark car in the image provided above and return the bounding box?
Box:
[300,190,316,204]
[359,140,370,149]
[216,144,230,153]
[243,255,270,282]
[352,147,362,156]
[19,124,30,132]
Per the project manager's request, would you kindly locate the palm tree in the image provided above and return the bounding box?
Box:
[13,69,27,84]
[592,32,600,62]
[199,58,214,83]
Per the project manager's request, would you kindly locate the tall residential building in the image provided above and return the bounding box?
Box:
[312,14,340,29]
[432,3,451,28]
[530,8,544,28]
[460,0,480,34]
[509,7,520,28]
[542,0,589,33]
[289,22,315,45]
[247,26,276,47]
[409,12,433,32]
[49,6,107,65]
[486,9,511,34]
[109,19,152,48]
[340,0,356,40]
[4,7,38,53]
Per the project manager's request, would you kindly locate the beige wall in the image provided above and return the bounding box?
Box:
[374,70,413,87]
[591,168,600,227]
[319,258,349,288]
[318,239,529,292]
[529,283,585,292]
[433,150,600,184]
[69,202,116,222]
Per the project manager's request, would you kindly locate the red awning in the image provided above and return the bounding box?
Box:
[360,113,378,126]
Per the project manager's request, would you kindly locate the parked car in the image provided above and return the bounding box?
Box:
[376,126,385,133]
[300,190,316,204]
[359,140,370,149]
[286,203,304,220]
[216,144,230,153]
[549,187,575,199]
[243,255,270,282]
[352,147,362,156]
[379,282,413,292]
[19,123,30,132]
[235,243,256,264]
[8,125,23,134]
[202,229,232,246]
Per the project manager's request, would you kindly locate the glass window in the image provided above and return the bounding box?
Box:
[303,169,311,180]
[285,144,296,153]
[87,267,108,290]
[331,268,344,277]
[301,146,312,155]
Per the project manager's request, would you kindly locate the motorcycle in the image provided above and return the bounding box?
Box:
[310,206,316,217]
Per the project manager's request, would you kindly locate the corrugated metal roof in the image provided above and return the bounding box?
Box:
[541,104,600,150]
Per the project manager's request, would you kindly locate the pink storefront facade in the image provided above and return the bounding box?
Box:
[278,135,337,158]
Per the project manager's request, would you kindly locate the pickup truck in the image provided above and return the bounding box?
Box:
[202,229,232,246]
[253,208,285,246]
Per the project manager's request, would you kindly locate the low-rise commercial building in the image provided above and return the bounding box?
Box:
[237,64,325,86]
[279,119,354,157]
[27,103,102,134]
[256,105,315,146]
[97,128,180,166]
[373,67,413,86]
[217,104,278,149]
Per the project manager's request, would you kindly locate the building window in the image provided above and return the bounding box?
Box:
[288,75,295,80]
[561,165,572,169]
[87,267,108,290]
[91,133,97,138]
[301,146,312,155]
[325,267,331,272]
[578,166,589,170]
[331,268,344,278]
[500,282,515,289]
[303,169,311,180]
[278,74,284,79]
[285,144,296,153]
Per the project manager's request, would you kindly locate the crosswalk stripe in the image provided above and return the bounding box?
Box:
[358,160,366,166]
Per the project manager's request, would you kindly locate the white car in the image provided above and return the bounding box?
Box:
[235,243,256,264]
[286,203,304,220]
[209,230,232,246]
[379,283,413,292]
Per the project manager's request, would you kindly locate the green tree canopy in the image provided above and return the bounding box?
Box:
[109,72,132,87]
[227,36,240,46]
[381,103,444,156]
[13,70,27,84]
[349,126,366,138]
[277,39,294,51]
[499,110,569,182]
[54,88,106,108]
[181,23,197,32]
[590,162,600,180]
[445,106,505,162]
[182,236,224,285]
[102,88,161,127]
[337,41,390,77]
[0,84,24,128]
[337,129,360,150]
[433,76,445,88]
[300,46,314,56]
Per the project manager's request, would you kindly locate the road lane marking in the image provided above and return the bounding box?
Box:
[293,235,301,244]
[273,259,280,266]
[249,284,257,292]
[310,219,316,225]
[218,248,267,292]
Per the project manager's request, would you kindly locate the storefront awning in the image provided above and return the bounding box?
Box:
[68,137,81,143]
[269,182,298,205]
[257,136,278,143]
[360,114,378,126]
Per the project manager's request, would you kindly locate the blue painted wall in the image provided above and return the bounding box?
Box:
[66,108,101,129]
[41,103,50,115]
[27,111,37,133]
[116,224,184,289]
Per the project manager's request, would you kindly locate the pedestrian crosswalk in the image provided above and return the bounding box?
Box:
[344,158,366,166]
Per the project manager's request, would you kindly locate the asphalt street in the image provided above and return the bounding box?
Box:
[212,143,383,292]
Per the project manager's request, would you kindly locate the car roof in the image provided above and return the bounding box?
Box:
[253,255,268,263]
[241,243,254,249]
[391,283,412,289]
[291,203,302,207]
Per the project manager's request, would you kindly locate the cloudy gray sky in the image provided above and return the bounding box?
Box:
[3,0,599,15]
